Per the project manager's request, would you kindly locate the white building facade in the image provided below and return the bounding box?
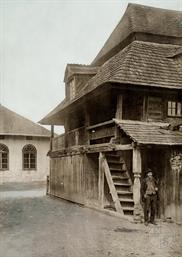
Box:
[0,105,50,183]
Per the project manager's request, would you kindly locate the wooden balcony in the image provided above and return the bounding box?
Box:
[52,120,116,151]
[52,134,65,151]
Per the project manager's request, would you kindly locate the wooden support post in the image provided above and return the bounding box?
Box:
[75,130,79,145]
[84,104,90,145]
[50,125,54,151]
[142,96,147,121]
[115,95,123,119]
[64,117,69,148]
[99,152,105,208]
[133,147,143,222]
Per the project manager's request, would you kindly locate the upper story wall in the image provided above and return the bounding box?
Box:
[64,64,98,101]
[66,74,95,101]
[121,90,182,124]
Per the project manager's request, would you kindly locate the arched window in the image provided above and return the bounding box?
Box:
[0,144,9,170]
[23,144,37,170]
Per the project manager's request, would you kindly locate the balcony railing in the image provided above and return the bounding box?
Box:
[51,120,116,151]
[52,134,65,151]
[52,126,87,151]
[66,126,87,147]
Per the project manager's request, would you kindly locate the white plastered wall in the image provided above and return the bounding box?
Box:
[0,136,50,183]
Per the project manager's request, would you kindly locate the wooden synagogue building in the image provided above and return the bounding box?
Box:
[40,4,182,223]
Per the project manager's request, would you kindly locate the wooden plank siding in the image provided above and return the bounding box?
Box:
[147,96,163,121]
[50,154,99,207]
[89,126,115,141]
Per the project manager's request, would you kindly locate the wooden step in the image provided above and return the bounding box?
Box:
[117,191,133,195]
[119,198,134,202]
[110,167,125,172]
[107,160,124,165]
[122,206,134,211]
[114,182,131,186]
[112,175,129,179]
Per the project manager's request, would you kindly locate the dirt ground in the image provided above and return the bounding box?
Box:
[0,183,182,257]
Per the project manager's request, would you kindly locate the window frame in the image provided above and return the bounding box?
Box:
[167,101,182,117]
[22,144,37,170]
[0,144,9,171]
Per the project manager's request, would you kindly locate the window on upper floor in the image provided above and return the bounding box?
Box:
[22,144,37,170]
[168,101,182,117]
[70,78,76,100]
[0,144,9,170]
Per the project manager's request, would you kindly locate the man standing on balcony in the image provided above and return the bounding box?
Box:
[141,169,158,226]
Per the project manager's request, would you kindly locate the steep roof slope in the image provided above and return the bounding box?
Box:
[92,3,182,65]
[88,41,182,90]
[0,105,51,137]
[40,41,182,125]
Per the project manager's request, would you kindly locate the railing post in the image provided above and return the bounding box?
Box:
[99,152,105,208]
[133,146,143,222]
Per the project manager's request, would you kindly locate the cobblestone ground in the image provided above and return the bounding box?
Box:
[0,184,181,257]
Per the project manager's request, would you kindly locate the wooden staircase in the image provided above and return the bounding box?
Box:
[101,152,134,216]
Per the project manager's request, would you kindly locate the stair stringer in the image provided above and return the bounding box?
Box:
[100,152,124,216]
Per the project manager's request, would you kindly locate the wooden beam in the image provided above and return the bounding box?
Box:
[89,126,115,140]
[101,153,124,215]
[86,120,114,130]
[114,144,133,151]
[142,95,147,121]
[84,104,90,144]
[49,143,133,158]
[50,125,54,151]
[99,153,105,208]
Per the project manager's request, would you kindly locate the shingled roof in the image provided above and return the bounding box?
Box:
[114,119,182,145]
[87,41,182,90]
[114,119,182,146]
[0,105,51,137]
[92,3,182,65]
[40,40,182,125]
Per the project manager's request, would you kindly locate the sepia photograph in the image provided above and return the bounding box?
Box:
[0,0,182,256]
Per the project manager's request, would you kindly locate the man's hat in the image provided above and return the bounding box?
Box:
[146,168,152,175]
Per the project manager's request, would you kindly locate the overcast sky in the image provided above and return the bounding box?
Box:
[0,0,182,132]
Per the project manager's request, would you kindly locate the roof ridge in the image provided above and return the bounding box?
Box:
[92,3,182,65]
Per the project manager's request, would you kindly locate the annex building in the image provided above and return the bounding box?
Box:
[0,105,50,183]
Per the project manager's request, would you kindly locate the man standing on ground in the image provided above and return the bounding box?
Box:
[141,169,158,226]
